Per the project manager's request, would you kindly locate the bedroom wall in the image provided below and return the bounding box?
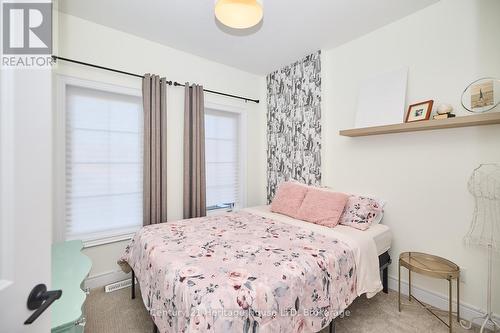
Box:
[321,0,500,315]
[55,12,267,285]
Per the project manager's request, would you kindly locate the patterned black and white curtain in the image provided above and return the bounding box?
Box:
[267,51,322,202]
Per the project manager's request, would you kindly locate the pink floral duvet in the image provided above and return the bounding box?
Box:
[119,212,357,333]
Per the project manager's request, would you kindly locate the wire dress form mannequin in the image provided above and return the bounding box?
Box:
[464,163,500,332]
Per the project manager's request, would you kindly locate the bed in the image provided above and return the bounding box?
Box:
[119,205,392,333]
[243,206,392,295]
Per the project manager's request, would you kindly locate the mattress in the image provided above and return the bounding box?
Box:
[361,223,392,255]
[243,205,392,255]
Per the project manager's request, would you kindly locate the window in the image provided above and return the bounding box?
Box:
[62,82,143,244]
[205,108,244,211]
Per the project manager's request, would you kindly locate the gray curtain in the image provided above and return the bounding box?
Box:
[183,83,206,218]
[142,74,168,225]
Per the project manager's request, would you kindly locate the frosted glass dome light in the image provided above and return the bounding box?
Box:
[215,0,263,29]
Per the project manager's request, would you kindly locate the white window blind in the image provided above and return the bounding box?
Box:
[205,109,241,210]
[65,85,143,241]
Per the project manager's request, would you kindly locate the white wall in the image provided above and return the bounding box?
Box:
[55,13,267,282]
[322,0,500,315]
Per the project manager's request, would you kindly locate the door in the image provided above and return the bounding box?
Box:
[0,65,53,331]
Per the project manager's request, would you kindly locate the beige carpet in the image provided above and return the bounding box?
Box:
[85,287,481,333]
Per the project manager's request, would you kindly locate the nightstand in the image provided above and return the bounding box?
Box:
[398,252,460,333]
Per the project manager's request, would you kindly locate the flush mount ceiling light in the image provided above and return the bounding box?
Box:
[215,0,263,29]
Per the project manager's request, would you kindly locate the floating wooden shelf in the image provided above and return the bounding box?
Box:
[339,112,500,137]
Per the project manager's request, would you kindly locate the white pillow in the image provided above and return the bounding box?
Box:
[372,199,386,225]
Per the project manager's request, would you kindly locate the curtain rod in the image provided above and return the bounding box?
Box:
[51,55,260,104]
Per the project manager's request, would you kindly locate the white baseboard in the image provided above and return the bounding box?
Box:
[84,270,131,290]
[388,276,499,331]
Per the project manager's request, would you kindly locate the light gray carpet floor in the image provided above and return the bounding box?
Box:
[85,287,481,333]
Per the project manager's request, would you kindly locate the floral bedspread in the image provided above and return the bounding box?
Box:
[119,211,357,333]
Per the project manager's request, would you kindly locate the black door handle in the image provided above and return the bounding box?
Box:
[24,284,62,325]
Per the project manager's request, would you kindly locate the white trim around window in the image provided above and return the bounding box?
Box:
[55,75,143,248]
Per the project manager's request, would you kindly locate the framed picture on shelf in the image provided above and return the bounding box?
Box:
[405,100,434,123]
[461,78,499,113]
[471,80,494,109]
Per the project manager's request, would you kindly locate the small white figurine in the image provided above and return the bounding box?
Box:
[436,103,454,115]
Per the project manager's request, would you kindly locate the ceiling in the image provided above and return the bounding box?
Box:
[59,0,439,75]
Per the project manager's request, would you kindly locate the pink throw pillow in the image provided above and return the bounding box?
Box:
[270,181,308,218]
[296,188,348,228]
[339,195,384,230]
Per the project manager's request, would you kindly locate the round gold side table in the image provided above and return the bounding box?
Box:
[398,252,460,333]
